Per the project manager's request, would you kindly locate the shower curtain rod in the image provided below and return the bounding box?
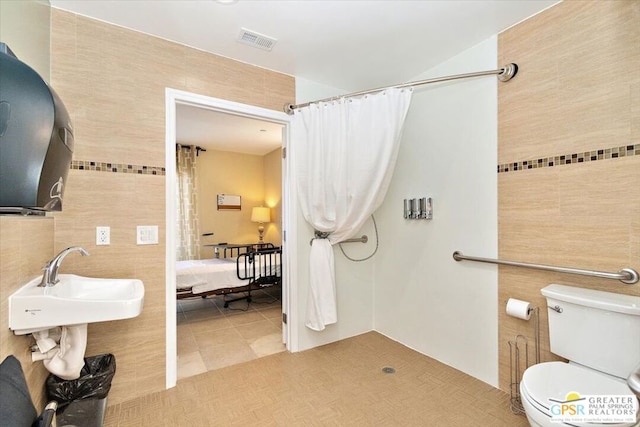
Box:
[284,63,518,115]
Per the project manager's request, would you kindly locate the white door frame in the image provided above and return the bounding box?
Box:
[165,88,297,389]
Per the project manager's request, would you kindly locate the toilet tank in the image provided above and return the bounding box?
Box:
[541,284,640,379]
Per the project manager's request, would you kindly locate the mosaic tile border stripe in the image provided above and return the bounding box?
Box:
[498,143,639,173]
[71,160,165,176]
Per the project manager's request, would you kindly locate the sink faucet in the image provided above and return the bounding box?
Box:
[38,246,90,287]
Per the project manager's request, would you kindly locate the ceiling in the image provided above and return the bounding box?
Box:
[49,0,558,154]
[176,105,283,156]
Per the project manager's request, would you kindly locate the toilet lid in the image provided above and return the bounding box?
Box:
[522,362,638,426]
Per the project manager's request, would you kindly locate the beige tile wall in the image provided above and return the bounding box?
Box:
[497,1,640,392]
[36,9,294,405]
[0,216,54,409]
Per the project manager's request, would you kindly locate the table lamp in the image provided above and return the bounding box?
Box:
[251,206,270,243]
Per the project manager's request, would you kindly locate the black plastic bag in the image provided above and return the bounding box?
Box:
[45,354,116,408]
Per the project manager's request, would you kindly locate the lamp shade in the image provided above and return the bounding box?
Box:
[251,206,270,223]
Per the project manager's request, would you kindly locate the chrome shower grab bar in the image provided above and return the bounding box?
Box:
[452,251,639,284]
[309,235,369,246]
[340,235,368,244]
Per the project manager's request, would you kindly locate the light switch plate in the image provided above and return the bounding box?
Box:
[137,225,158,245]
[96,226,110,245]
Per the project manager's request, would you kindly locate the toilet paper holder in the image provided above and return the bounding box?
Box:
[506,300,540,416]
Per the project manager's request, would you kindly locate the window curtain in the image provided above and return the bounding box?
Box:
[291,88,413,331]
[176,144,201,261]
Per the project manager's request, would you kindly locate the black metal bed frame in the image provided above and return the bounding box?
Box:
[176,246,282,308]
[224,247,282,307]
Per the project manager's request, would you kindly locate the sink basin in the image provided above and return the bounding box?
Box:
[9,274,144,335]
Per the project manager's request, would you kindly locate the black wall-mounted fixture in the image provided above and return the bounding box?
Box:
[0,42,74,215]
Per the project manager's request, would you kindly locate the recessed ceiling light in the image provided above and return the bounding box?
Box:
[215,0,238,5]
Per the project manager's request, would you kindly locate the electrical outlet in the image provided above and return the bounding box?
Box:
[96,226,110,245]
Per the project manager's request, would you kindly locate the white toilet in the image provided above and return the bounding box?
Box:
[520,284,640,427]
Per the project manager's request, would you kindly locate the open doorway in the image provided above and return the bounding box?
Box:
[165,89,295,389]
[175,106,284,380]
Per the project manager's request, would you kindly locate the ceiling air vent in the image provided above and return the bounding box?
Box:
[237,28,277,51]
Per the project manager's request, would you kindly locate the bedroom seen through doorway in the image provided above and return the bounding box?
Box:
[175,105,285,381]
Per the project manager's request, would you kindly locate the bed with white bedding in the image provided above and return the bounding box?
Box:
[176,247,281,306]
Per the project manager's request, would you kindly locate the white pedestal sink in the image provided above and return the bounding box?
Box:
[8,274,145,335]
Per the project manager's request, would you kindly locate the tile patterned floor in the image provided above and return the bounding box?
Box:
[104,331,529,426]
[177,287,285,380]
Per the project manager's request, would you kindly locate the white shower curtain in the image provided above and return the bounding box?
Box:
[291,88,413,331]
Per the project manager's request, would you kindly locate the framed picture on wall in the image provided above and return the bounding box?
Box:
[217,194,241,210]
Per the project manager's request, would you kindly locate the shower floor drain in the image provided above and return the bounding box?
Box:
[382,366,396,374]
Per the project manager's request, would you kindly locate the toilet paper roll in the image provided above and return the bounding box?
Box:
[506,298,531,320]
